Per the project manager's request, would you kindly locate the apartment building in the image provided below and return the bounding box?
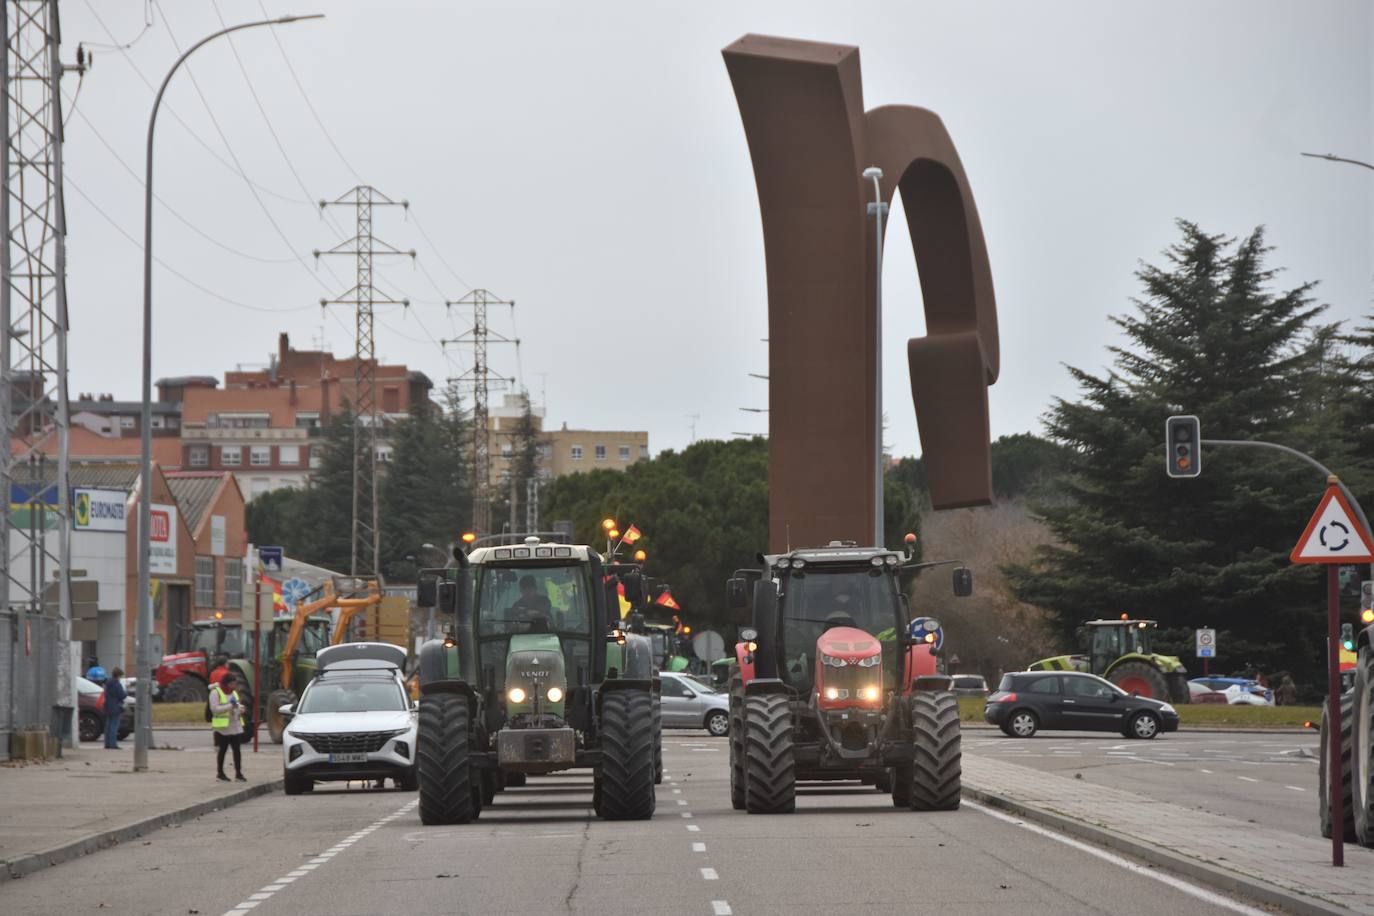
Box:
[485,394,648,485]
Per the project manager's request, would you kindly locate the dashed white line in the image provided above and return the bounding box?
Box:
[687,824,701,832]
[712,902,733,915]
[681,812,694,818]
[1199,768,1213,774]
[1285,785,1306,792]
[701,867,719,880]
[677,799,689,806]
[1237,776,1259,783]
[692,842,706,852]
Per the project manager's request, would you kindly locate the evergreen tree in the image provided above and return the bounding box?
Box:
[296,408,359,574]
[1007,222,1337,685]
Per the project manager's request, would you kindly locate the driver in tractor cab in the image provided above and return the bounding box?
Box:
[785,578,862,685]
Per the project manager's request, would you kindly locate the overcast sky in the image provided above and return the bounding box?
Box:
[57,0,1372,458]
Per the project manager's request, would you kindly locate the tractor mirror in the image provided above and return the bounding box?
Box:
[952,567,973,598]
[416,575,438,608]
[725,578,748,610]
[437,582,458,615]
[651,582,669,601]
[620,570,646,607]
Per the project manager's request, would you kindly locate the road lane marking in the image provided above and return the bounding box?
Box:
[1237,776,1258,783]
[693,842,706,852]
[673,788,682,793]
[1199,768,1213,774]
[701,867,719,880]
[968,802,1268,915]
[682,812,694,818]
[677,799,688,805]
[1285,785,1306,792]
[712,902,733,915]
[687,824,701,832]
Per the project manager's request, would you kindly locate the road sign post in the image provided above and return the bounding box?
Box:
[1195,628,1216,676]
[1291,479,1374,867]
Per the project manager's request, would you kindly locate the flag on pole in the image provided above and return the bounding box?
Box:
[617,581,633,619]
[655,590,680,611]
[621,525,642,545]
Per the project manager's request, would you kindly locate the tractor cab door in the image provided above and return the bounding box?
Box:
[1089,626,1124,676]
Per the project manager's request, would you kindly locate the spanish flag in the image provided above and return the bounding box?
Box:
[655,590,680,611]
[617,581,633,619]
[621,525,642,545]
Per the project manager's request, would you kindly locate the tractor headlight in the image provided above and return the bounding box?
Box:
[507,687,527,704]
[820,653,847,668]
[823,687,841,701]
[859,686,881,702]
[547,687,564,703]
[854,655,880,668]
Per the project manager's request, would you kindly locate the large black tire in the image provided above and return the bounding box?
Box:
[267,689,296,745]
[875,769,892,794]
[79,710,101,743]
[891,763,914,807]
[399,765,419,792]
[598,690,656,820]
[728,672,745,810]
[505,771,527,788]
[653,697,664,785]
[1108,661,1169,701]
[1349,639,1374,846]
[481,769,498,806]
[418,693,477,825]
[163,674,207,704]
[743,693,795,814]
[908,691,961,811]
[1320,690,1356,841]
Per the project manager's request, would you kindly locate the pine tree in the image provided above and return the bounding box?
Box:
[1007,222,1337,685]
[296,408,359,574]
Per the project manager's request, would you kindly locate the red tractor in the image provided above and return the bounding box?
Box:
[154,620,251,703]
[724,540,971,813]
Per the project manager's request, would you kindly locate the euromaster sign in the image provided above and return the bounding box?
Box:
[72,488,129,533]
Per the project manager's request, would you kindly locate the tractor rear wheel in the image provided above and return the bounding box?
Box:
[908,691,961,811]
[1350,642,1374,846]
[891,763,914,808]
[598,689,656,820]
[163,674,207,704]
[653,697,664,785]
[874,769,892,793]
[417,693,476,825]
[743,693,795,814]
[728,672,745,810]
[1109,662,1169,701]
[266,689,296,745]
[1319,690,1356,841]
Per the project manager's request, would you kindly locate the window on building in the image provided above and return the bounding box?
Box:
[376,445,393,463]
[639,444,649,459]
[278,445,300,466]
[168,417,180,429]
[119,416,135,429]
[595,444,607,460]
[195,556,215,608]
[188,446,209,468]
[250,446,271,467]
[210,413,269,429]
[500,442,513,457]
[151,416,164,429]
[571,445,583,461]
[220,446,242,467]
[223,558,243,610]
[618,445,630,461]
[308,448,321,469]
[294,412,320,432]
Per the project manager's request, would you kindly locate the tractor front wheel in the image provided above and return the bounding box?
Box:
[163,675,207,704]
[728,672,745,810]
[1350,641,1374,846]
[1109,661,1169,701]
[1319,690,1356,841]
[598,689,656,820]
[743,693,795,814]
[908,691,961,811]
[266,689,296,745]
[417,693,477,825]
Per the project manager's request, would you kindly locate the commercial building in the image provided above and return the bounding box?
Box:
[485,393,649,486]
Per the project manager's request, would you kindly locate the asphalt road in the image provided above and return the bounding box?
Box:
[13,731,1277,915]
[964,729,1321,840]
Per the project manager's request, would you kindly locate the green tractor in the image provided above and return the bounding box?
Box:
[1029,619,1190,704]
[414,535,661,825]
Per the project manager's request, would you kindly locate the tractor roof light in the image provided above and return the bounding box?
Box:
[608,529,621,540]
[633,549,647,562]
[602,518,617,531]
[461,532,477,544]
[1137,622,1147,629]
[1363,608,1374,624]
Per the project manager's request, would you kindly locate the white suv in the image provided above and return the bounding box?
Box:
[281,643,418,794]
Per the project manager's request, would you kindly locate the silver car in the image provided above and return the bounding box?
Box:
[659,671,730,736]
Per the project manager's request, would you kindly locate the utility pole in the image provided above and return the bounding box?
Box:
[443,290,516,535]
[2,0,83,745]
[686,414,700,444]
[314,186,413,579]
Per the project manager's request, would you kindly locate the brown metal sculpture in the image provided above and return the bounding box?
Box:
[723,34,999,553]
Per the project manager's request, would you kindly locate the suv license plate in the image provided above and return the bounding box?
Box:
[329,752,367,764]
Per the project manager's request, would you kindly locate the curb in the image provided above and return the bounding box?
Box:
[962,782,1346,916]
[0,778,282,884]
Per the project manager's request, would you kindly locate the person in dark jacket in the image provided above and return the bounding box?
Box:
[102,668,127,749]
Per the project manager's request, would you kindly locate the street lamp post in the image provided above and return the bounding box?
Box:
[134,12,322,772]
[862,167,887,548]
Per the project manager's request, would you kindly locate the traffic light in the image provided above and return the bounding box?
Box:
[1342,623,1356,652]
[1165,415,1201,478]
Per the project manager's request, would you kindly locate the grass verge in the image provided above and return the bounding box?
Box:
[957,696,1319,729]
[152,702,205,725]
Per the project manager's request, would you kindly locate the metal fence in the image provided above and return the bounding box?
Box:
[0,609,61,740]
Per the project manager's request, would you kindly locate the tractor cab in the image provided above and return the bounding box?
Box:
[1087,619,1157,675]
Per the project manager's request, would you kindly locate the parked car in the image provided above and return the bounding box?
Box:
[1189,677,1273,705]
[659,671,729,736]
[76,676,133,743]
[951,675,988,697]
[984,670,1179,739]
[279,643,418,794]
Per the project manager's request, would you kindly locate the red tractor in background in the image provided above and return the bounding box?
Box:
[154,619,250,703]
[724,539,971,814]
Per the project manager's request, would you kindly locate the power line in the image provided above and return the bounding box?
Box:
[410,208,471,290]
[65,174,315,313]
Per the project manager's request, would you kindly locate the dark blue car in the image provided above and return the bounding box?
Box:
[985,670,1180,739]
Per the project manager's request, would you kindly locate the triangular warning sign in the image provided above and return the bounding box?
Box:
[1291,485,1374,564]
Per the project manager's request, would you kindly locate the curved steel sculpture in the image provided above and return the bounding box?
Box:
[723,34,999,552]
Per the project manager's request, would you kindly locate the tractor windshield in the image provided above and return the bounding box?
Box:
[778,567,902,694]
[475,563,594,690]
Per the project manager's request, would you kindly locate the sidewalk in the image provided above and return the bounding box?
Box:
[963,752,1374,915]
[0,744,280,882]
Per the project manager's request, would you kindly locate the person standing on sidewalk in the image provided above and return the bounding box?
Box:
[209,673,246,782]
[102,668,126,749]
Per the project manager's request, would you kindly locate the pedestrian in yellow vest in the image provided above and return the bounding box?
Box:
[209,672,246,782]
